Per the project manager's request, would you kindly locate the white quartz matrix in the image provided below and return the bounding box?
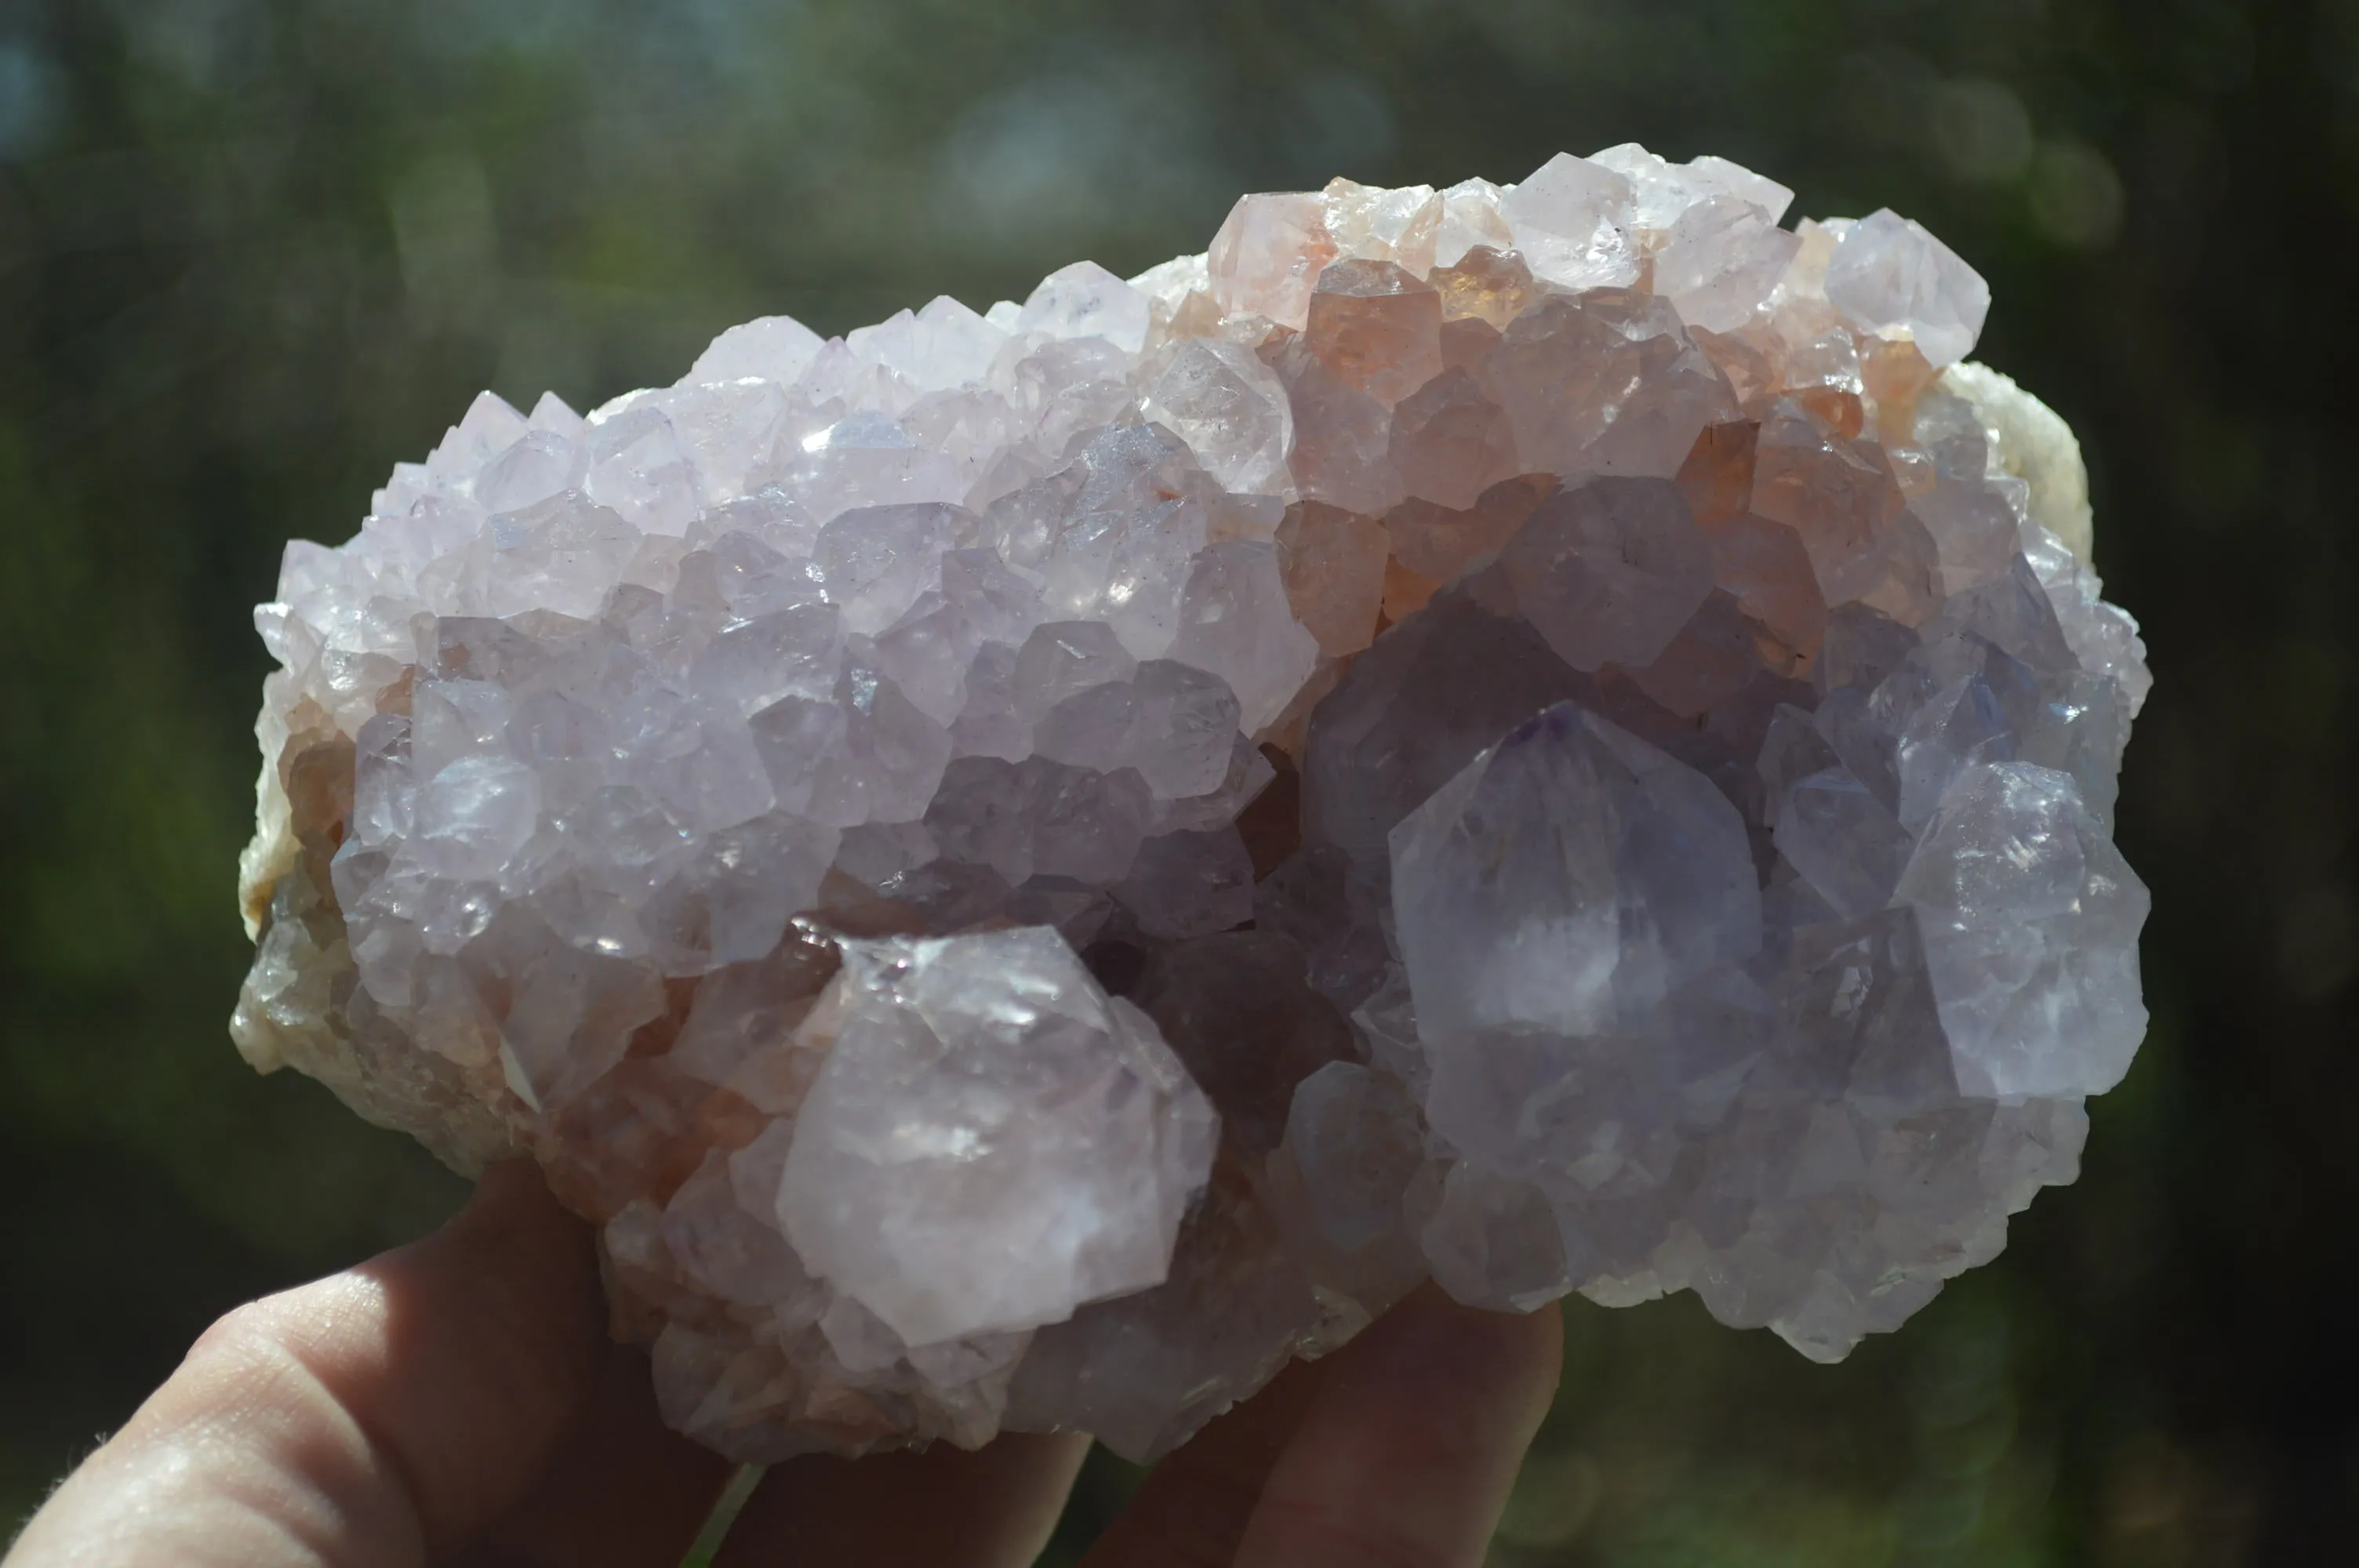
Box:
[232,146,2151,1465]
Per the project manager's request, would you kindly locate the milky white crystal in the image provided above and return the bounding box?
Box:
[234,144,2150,1463]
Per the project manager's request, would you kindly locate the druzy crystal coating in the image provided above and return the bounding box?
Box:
[232,146,2150,1464]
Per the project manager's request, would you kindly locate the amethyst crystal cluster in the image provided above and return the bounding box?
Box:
[233,147,2149,1464]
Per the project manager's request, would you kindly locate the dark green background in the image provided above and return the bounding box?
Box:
[2,0,2352,1561]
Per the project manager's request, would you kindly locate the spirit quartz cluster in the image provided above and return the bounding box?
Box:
[233,147,2150,1464]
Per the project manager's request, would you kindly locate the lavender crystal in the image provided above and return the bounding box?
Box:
[232,145,2149,1463]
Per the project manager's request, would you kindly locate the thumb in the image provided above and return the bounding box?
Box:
[8,1160,609,1568]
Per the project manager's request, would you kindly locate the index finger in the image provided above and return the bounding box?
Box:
[1229,1286,1563,1568]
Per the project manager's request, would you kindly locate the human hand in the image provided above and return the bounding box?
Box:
[6,1160,1561,1568]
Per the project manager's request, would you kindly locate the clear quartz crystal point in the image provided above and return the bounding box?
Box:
[780,927,1216,1346]
[234,147,2148,1465]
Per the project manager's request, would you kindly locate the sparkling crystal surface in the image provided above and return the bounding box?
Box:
[234,147,2150,1462]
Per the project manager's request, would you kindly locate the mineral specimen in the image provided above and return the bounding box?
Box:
[232,147,2150,1464]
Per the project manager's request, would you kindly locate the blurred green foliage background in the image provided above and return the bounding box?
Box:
[2,0,2354,1561]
